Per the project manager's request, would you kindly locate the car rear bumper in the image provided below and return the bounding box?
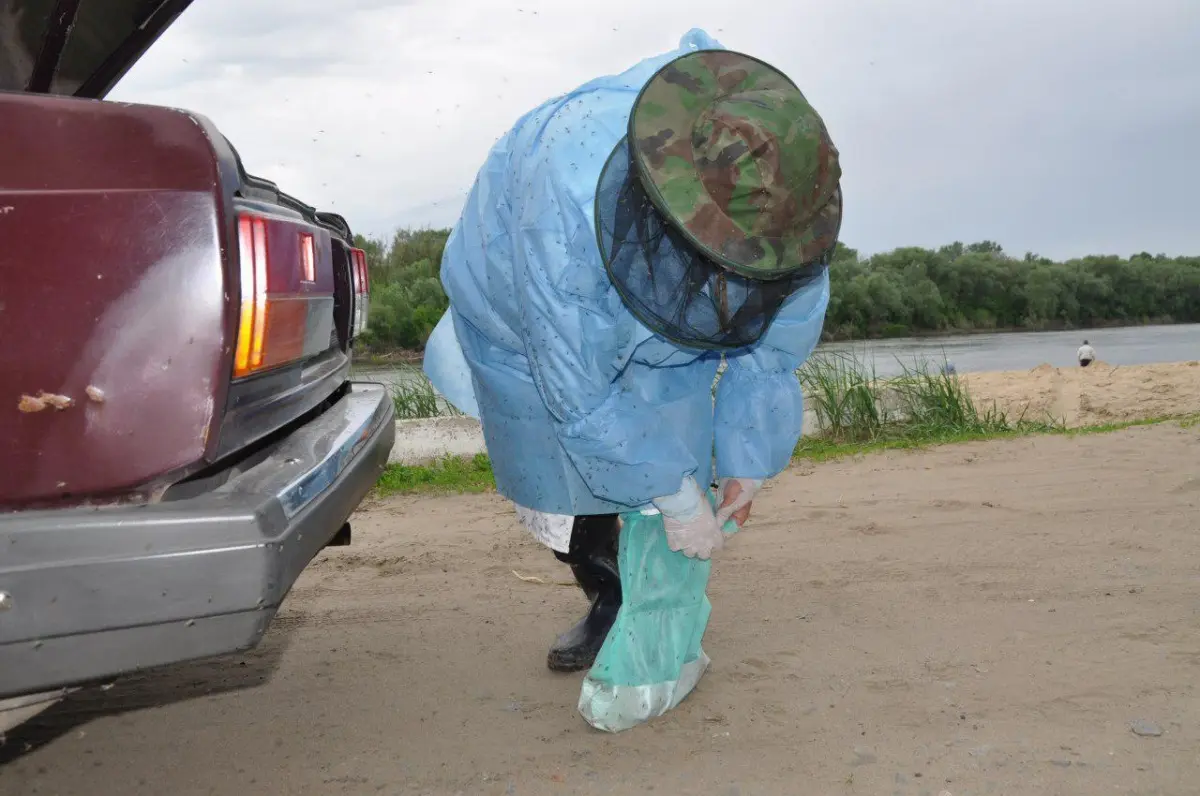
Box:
[0,382,395,700]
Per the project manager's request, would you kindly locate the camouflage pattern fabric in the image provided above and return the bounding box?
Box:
[631,50,842,279]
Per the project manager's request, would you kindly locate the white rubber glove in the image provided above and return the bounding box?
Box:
[652,476,724,560]
[714,478,764,528]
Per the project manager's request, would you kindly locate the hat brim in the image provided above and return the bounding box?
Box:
[629,49,842,279]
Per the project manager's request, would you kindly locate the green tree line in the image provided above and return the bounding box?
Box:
[354,229,1200,351]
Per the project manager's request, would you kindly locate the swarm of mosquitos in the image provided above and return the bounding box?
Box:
[244,14,800,214]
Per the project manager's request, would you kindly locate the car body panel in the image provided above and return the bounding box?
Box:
[0,92,236,506]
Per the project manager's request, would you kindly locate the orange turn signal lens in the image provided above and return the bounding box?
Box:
[234,215,270,378]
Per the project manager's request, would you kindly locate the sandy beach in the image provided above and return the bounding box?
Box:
[964,360,1200,427]
[4,417,1200,795]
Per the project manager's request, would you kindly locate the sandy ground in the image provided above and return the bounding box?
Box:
[3,422,1200,796]
[964,361,1200,427]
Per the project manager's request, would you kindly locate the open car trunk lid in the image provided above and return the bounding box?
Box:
[0,0,194,98]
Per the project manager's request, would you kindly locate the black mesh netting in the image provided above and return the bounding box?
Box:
[596,137,834,352]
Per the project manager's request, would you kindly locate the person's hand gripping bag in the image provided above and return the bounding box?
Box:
[578,492,738,732]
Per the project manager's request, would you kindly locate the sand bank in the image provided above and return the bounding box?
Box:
[965,360,1200,427]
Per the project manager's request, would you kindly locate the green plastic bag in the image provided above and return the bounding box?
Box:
[578,495,736,732]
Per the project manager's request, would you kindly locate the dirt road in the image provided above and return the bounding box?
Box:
[3,424,1199,796]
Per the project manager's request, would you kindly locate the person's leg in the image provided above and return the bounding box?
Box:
[1080,358,1092,368]
[547,514,622,673]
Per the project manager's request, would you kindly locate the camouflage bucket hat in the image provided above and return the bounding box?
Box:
[596,49,842,350]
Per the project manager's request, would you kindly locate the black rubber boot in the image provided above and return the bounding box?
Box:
[546,514,621,673]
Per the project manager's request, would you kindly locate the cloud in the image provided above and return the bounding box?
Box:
[109,0,1200,259]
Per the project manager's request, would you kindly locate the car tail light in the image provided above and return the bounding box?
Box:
[299,232,316,283]
[235,215,269,376]
[234,213,334,378]
[349,247,370,337]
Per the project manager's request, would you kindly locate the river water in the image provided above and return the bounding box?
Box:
[355,323,1200,385]
[821,323,1200,377]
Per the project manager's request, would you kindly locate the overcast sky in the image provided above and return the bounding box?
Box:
[110,0,1200,260]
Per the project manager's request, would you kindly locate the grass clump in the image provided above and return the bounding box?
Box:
[390,378,456,419]
[356,365,461,420]
[375,453,494,496]
[352,362,459,420]
[795,351,1062,459]
[797,351,886,440]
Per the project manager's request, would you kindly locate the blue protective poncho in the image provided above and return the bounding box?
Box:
[423,29,830,518]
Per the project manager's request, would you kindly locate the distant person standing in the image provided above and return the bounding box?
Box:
[1077,340,1096,368]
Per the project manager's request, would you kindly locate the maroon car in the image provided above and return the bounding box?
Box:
[0,0,395,731]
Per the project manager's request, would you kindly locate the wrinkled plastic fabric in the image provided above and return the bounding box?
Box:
[423,28,831,518]
[579,498,737,733]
